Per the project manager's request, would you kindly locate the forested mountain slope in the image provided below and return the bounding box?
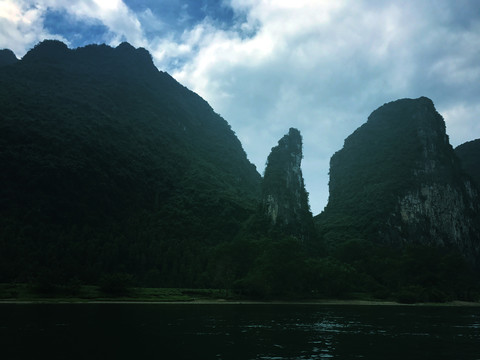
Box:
[0,40,261,286]
[455,139,480,188]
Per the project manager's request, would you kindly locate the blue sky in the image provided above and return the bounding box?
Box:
[1,0,480,214]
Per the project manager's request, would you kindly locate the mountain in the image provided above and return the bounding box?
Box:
[317,97,480,264]
[0,40,261,286]
[261,128,314,240]
[1,40,478,301]
[0,49,18,66]
[455,139,480,187]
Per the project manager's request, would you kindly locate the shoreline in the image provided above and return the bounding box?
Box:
[1,299,480,306]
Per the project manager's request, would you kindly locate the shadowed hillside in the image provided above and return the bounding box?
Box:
[455,139,480,188]
[0,40,261,287]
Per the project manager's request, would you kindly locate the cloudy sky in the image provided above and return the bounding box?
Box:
[1,0,480,214]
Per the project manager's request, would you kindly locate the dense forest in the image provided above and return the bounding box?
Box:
[1,41,479,302]
[0,40,261,289]
[455,139,480,187]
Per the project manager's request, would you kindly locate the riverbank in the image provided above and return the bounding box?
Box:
[0,283,223,303]
[1,283,479,306]
[1,298,480,307]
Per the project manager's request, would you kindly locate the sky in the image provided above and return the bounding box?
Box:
[1,0,480,215]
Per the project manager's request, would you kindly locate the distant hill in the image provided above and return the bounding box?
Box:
[455,139,480,187]
[317,97,480,264]
[0,40,261,286]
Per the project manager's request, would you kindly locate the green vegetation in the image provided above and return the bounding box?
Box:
[315,98,480,301]
[455,139,480,187]
[0,283,227,302]
[0,40,260,288]
[0,43,479,304]
[206,232,480,302]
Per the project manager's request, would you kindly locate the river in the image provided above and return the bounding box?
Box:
[1,303,479,359]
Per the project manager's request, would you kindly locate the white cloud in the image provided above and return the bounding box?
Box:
[0,0,64,56]
[164,0,480,213]
[441,103,480,147]
[427,23,480,87]
[0,0,148,56]
[51,0,146,47]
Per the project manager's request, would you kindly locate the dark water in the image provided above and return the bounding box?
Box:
[1,303,479,360]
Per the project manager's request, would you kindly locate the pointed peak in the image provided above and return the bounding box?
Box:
[277,127,302,153]
[262,127,313,238]
[288,127,301,137]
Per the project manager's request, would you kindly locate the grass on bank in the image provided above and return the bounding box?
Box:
[2,283,479,305]
[0,283,229,302]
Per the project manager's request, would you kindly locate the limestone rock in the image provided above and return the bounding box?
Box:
[318,97,480,263]
[262,128,314,240]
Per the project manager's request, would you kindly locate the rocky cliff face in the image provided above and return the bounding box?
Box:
[318,97,480,263]
[393,182,479,259]
[262,128,313,239]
